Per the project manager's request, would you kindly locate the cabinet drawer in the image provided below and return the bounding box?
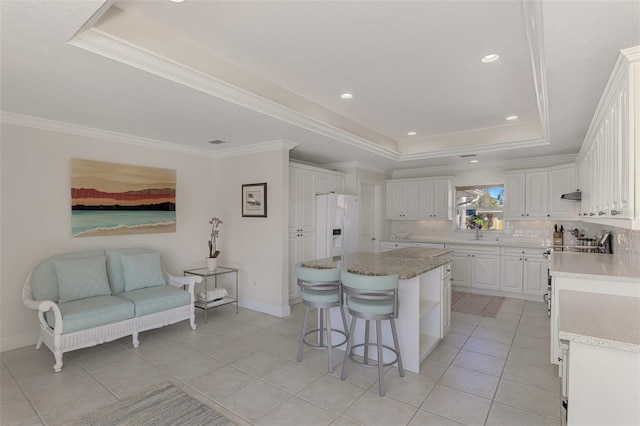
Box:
[501,247,547,258]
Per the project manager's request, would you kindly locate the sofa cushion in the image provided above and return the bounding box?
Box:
[54,256,111,303]
[118,286,190,317]
[30,249,106,302]
[45,295,134,333]
[120,252,166,292]
[105,248,157,295]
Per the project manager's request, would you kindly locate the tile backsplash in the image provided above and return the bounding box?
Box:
[390,219,640,256]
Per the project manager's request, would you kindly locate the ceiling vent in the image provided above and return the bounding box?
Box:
[208,139,227,145]
[459,154,476,158]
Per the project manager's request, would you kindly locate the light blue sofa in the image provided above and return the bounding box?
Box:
[22,248,202,372]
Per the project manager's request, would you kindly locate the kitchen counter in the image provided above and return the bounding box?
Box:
[301,248,452,280]
[559,290,640,353]
[549,252,640,282]
[382,237,551,249]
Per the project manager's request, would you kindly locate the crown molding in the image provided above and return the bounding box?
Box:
[216,139,298,158]
[578,45,640,161]
[0,111,297,159]
[0,111,218,157]
[321,161,388,175]
[69,8,400,161]
[398,137,549,161]
[502,153,577,168]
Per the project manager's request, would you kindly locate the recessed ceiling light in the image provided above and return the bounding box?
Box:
[470,159,479,163]
[169,0,185,3]
[481,53,500,64]
[340,93,353,99]
[506,115,519,121]
[407,132,417,136]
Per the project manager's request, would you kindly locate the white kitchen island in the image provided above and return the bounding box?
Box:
[301,247,452,373]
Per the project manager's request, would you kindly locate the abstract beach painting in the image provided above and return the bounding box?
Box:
[71,159,176,237]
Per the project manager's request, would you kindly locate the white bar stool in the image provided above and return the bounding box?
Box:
[340,270,404,396]
[296,265,349,373]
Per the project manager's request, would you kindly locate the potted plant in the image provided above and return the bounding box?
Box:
[207,217,223,270]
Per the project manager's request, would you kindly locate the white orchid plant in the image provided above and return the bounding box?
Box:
[208,217,223,258]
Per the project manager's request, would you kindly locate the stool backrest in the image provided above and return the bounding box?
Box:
[296,264,341,287]
[340,270,399,291]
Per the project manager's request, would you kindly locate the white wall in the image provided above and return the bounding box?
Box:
[214,149,290,317]
[0,122,290,351]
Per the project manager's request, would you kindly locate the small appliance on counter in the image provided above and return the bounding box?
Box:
[596,231,612,254]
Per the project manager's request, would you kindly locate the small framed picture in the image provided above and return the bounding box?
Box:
[241,183,267,217]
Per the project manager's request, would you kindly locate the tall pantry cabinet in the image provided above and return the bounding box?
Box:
[288,163,346,301]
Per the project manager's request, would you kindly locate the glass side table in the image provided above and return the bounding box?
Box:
[184,266,238,323]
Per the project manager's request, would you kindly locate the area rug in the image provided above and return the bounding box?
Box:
[451,291,504,317]
[68,383,234,426]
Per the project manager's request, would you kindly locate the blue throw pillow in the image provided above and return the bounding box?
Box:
[120,252,166,292]
[54,256,111,303]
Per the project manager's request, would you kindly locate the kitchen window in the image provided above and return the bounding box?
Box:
[455,185,504,231]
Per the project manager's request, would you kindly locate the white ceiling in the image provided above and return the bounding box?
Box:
[1,1,639,173]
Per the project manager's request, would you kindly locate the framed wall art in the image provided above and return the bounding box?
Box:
[241,183,267,217]
[70,159,176,237]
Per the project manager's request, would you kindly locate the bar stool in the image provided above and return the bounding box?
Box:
[340,270,404,396]
[296,265,349,373]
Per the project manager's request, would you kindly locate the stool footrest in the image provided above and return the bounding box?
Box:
[302,328,348,349]
[347,343,399,368]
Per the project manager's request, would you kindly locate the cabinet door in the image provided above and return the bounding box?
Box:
[504,174,526,218]
[418,179,434,218]
[450,253,471,287]
[472,255,500,290]
[441,265,452,336]
[331,175,345,193]
[315,172,332,194]
[290,168,316,233]
[618,81,633,218]
[403,181,420,218]
[500,256,524,293]
[386,181,403,219]
[432,179,453,219]
[525,171,548,218]
[523,257,548,296]
[548,166,577,218]
[288,235,299,299]
[289,233,316,300]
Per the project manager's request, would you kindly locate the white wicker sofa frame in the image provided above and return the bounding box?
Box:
[21,248,202,372]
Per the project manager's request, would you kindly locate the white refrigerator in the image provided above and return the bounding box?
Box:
[315,193,359,259]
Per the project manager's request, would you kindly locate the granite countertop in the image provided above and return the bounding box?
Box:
[301,248,452,280]
[381,237,550,249]
[549,252,640,282]
[559,290,640,353]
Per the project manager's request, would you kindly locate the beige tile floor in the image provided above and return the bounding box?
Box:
[0,297,560,425]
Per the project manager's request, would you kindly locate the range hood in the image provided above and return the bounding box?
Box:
[561,191,582,201]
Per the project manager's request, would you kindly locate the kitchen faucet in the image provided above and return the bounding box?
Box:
[474,227,483,240]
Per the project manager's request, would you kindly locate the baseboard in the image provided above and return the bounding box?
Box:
[452,286,542,302]
[1,332,39,353]
[238,298,291,318]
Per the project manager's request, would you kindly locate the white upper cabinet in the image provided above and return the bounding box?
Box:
[577,46,638,229]
[504,166,578,219]
[289,166,316,233]
[420,178,453,219]
[503,173,526,218]
[387,177,453,220]
[316,171,345,194]
[548,165,578,218]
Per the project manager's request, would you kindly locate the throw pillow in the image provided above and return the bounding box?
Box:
[54,256,111,303]
[120,252,166,292]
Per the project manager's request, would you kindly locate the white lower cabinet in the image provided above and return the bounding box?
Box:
[441,265,452,336]
[500,247,549,296]
[288,232,315,300]
[447,245,500,291]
